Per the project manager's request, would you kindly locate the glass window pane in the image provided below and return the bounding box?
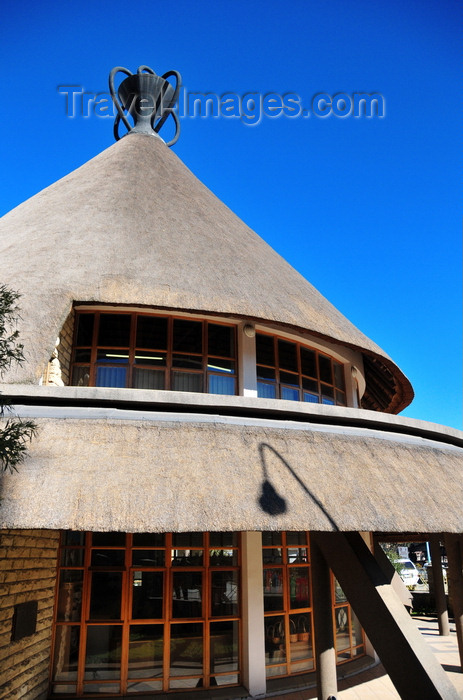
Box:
[281,386,299,401]
[72,366,90,387]
[172,354,203,369]
[57,571,83,621]
[257,382,277,399]
[127,680,162,693]
[257,365,276,381]
[60,548,84,566]
[209,549,238,566]
[89,573,122,620]
[76,314,94,346]
[262,548,282,565]
[286,532,307,546]
[91,549,125,567]
[210,533,237,548]
[300,347,316,377]
[263,568,284,611]
[136,316,168,350]
[172,371,203,393]
[335,606,350,651]
[133,533,165,547]
[62,531,85,546]
[132,368,165,390]
[170,622,203,675]
[211,571,239,616]
[208,374,235,395]
[208,324,234,358]
[128,624,163,678]
[52,626,80,681]
[171,550,204,567]
[280,371,299,387]
[132,550,165,567]
[278,340,298,372]
[98,314,131,347]
[334,362,345,389]
[134,353,166,367]
[173,319,202,353]
[210,620,239,673]
[132,572,163,619]
[336,390,346,406]
[92,532,126,547]
[96,365,127,388]
[74,349,91,363]
[173,533,203,547]
[85,625,122,679]
[334,578,347,603]
[264,614,285,666]
[289,613,312,660]
[83,683,120,693]
[262,532,282,546]
[302,376,318,393]
[321,384,334,399]
[319,354,332,384]
[207,358,235,373]
[256,334,275,366]
[289,567,310,609]
[172,572,202,618]
[287,548,308,563]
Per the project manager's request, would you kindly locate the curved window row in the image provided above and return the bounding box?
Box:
[69,311,347,405]
[71,312,237,395]
[256,333,346,405]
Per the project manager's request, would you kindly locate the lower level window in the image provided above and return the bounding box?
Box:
[262,532,365,679]
[51,532,241,695]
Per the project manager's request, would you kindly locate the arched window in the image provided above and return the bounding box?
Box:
[71,312,237,395]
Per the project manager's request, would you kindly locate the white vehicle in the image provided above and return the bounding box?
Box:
[397,558,420,587]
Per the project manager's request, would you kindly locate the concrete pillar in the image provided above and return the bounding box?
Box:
[239,323,257,397]
[429,536,449,636]
[241,531,266,696]
[311,537,338,700]
[444,534,463,670]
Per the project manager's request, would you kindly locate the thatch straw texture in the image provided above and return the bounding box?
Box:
[1,414,461,533]
[0,134,411,411]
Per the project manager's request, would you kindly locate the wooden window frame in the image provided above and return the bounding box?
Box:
[51,532,241,696]
[70,311,238,396]
[262,531,315,679]
[256,332,347,406]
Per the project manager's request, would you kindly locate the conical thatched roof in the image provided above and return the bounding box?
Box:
[0,133,412,411]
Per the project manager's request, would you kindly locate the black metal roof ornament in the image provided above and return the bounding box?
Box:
[109,65,181,146]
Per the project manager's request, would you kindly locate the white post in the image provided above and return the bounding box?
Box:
[239,323,258,397]
[241,531,266,696]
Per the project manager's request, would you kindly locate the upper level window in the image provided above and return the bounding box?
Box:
[71,312,237,395]
[256,333,346,405]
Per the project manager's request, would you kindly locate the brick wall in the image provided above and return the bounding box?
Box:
[0,529,60,700]
[42,310,74,387]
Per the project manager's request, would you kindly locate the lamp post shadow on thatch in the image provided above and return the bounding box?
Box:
[257,442,339,531]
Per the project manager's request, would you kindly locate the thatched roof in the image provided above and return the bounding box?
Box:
[1,404,462,533]
[0,133,412,412]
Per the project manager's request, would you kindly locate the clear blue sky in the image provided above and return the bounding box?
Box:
[1,0,461,428]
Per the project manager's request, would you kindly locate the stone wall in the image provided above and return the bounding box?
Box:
[0,529,59,700]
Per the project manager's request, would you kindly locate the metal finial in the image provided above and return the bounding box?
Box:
[109,65,181,146]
